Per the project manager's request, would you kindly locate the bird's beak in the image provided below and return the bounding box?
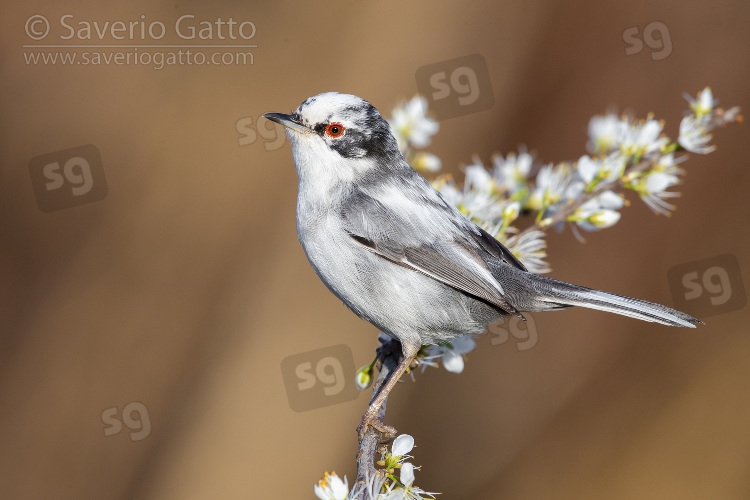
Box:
[263,112,309,133]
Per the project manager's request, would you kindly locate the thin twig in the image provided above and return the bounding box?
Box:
[352,337,402,497]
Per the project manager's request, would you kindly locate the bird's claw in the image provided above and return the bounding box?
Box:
[357,414,397,444]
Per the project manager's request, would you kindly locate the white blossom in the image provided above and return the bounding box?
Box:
[587,111,626,155]
[576,152,627,189]
[642,173,681,215]
[684,87,714,119]
[505,230,549,273]
[678,115,716,154]
[348,472,389,500]
[433,160,509,225]
[392,434,415,458]
[576,155,600,186]
[431,176,462,207]
[464,161,494,193]
[314,471,349,500]
[502,201,521,224]
[623,153,685,215]
[572,191,625,231]
[400,462,416,487]
[411,152,442,172]
[423,335,477,374]
[389,96,439,151]
[528,163,576,212]
[491,149,533,196]
[619,116,668,158]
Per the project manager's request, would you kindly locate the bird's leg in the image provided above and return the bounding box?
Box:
[357,348,417,443]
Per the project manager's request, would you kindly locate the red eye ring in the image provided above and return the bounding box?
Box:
[325,122,345,138]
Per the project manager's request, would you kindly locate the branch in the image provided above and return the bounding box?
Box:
[352,336,402,497]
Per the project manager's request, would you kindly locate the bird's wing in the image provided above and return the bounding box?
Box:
[471,224,528,272]
[340,183,526,320]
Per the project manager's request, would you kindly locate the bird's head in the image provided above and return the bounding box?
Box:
[265,93,404,186]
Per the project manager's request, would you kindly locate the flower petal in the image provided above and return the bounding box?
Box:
[400,462,415,487]
[392,434,415,456]
[441,349,465,373]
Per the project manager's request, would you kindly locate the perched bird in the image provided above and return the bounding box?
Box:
[265,92,701,437]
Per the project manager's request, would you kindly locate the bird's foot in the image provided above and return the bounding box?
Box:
[357,413,397,444]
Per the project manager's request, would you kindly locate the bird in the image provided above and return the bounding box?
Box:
[264,92,701,438]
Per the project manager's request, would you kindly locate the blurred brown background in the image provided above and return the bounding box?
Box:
[1,1,749,499]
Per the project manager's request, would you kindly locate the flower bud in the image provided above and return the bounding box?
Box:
[587,209,621,228]
[355,364,373,390]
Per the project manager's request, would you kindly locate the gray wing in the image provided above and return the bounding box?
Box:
[472,224,528,272]
[340,185,526,320]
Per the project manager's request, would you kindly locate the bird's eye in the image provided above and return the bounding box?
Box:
[325,122,345,138]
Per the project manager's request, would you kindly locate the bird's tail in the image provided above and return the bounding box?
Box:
[525,274,702,328]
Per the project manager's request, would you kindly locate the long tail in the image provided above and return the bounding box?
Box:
[525,274,703,328]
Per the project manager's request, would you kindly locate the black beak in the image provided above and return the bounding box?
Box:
[263,112,309,133]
